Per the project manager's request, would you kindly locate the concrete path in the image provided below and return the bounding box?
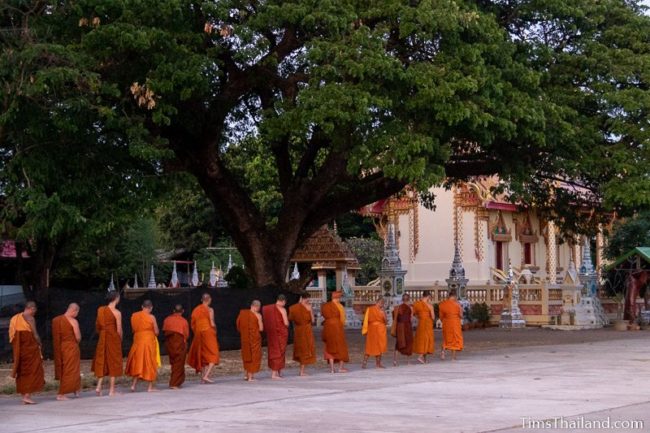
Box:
[1,337,649,433]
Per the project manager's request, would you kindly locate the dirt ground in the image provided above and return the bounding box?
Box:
[2,326,648,395]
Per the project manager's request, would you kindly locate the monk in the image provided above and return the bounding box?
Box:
[187,293,220,383]
[321,291,349,373]
[362,298,387,369]
[9,301,45,404]
[439,289,464,360]
[92,291,123,396]
[236,300,263,381]
[262,294,289,379]
[392,294,413,366]
[288,294,316,376]
[52,303,82,400]
[413,291,435,364]
[162,304,189,389]
[125,300,160,392]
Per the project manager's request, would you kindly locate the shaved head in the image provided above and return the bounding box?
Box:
[202,293,211,302]
[24,301,36,310]
[173,304,184,314]
[251,300,261,308]
[142,299,153,309]
[66,303,80,318]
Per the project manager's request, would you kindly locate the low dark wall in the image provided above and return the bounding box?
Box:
[1,286,297,362]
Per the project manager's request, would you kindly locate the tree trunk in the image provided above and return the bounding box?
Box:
[17,240,56,302]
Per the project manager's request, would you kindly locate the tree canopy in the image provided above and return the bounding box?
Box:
[1,0,649,293]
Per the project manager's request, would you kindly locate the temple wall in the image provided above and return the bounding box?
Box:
[398,186,580,287]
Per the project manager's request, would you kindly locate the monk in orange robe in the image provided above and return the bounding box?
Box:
[92,291,123,396]
[288,294,316,376]
[262,294,289,379]
[413,291,435,363]
[126,300,160,392]
[321,291,349,373]
[392,294,413,366]
[162,304,189,389]
[187,293,220,383]
[236,300,263,381]
[9,301,45,404]
[439,289,463,360]
[362,298,387,369]
[52,303,82,400]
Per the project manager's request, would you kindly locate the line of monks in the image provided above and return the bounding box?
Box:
[8,289,463,404]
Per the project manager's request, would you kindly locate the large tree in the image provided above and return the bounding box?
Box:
[2,0,649,293]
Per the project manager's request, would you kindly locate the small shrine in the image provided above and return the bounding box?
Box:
[291,224,361,300]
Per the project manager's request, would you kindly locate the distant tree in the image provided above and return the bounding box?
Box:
[605,212,650,261]
[347,237,383,286]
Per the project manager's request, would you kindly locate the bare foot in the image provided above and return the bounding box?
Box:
[169,386,179,390]
[56,395,69,401]
[22,399,36,405]
[440,351,446,360]
[108,391,121,397]
[393,361,398,367]
[95,389,102,397]
[129,386,136,393]
[147,388,159,393]
[271,375,283,380]
[417,356,425,364]
[361,361,367,369]
[201,377,214,384]
[299,372,309,377]
[338,368,349,373]
[74,391,80,398]
[247,378,257,382]
[376,364,386,369]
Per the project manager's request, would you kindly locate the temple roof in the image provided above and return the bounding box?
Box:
[292,226,360,269]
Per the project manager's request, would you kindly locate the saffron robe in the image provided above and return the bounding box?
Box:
[52,315,81,394]
[187,304,220,373]
[125,311,160,382]
[163,313,189,387]
[236,309,262,374]
[321,301,349,362]
[9,313,45,394]
[91,306,123,378]
[288,304,316,365]
[439,299,464,351]
[262,304,288,371]
[393,304,413,356]
[413,300,434,354]
[362,305,387,356]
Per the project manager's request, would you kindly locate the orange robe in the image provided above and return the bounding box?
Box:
[262,304,288,371]
[187,304,220,373]
[363,305,387,356]
[288,304,316,365]
[321,301,349,362]
[9,313,45,394]
[52,315,81,395]
[163,313,189,388]
[413,300,434,354]
[125,311,159,381]
[439,299,464,351]
[236,309,262,374]
[91,306,123,378]
[393,304,413,356]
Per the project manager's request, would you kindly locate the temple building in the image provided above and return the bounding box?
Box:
[365,178,607,287]
[355,177,615,326]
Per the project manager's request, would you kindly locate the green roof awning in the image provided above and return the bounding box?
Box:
[605,247,650,271]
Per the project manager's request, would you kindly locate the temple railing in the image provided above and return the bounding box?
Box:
[305,283,641,326]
